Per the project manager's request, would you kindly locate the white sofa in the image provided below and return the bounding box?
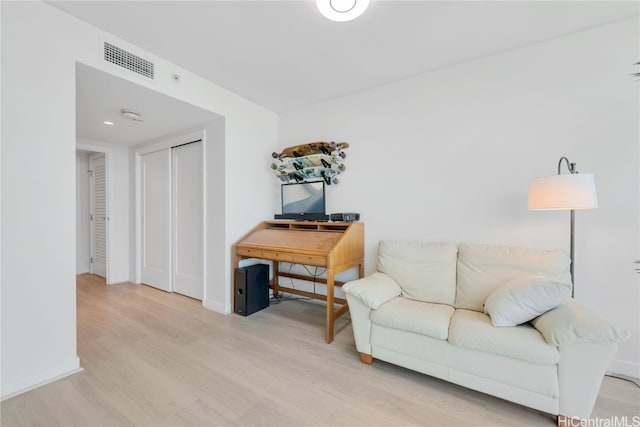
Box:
[342,241,628,423]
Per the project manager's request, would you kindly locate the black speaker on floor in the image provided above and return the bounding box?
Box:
[234,264,269,316]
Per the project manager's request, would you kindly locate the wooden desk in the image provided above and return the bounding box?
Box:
[232,221,364,343]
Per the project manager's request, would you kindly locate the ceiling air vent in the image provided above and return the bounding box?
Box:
[104,42,154,80]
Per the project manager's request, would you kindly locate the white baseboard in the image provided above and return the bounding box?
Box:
[1,356,83,401]
[608,358,640,379]
[202,298,229,314]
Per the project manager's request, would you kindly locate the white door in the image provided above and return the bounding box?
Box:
[141,149,171,292]
[90,154,107,278]
[172,141,204,300]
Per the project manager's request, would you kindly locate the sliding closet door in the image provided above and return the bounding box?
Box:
[141,149,171,292]
[172,141,204,300]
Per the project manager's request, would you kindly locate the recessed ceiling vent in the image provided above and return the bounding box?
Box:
[104,42,154,80]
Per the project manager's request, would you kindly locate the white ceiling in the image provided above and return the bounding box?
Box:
[63,1,638,146]
[52,1,638,114]
[76,63,220,145]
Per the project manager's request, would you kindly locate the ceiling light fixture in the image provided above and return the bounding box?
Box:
[316,0,369,22]
[103,121,114,126]
[121,108,143,122]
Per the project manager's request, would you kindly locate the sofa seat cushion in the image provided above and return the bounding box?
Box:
[377,241,458,305]
[448,309,560,365]
[370,297,454,340]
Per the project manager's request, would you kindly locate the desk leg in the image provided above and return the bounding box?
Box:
[326,268,335,343]
[232,253,240,312]
[272,261,280,298]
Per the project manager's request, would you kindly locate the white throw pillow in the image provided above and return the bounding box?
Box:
[483,276,571,327]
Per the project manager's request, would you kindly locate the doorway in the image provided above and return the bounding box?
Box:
[75,63,220,296]
[76,149,110,282]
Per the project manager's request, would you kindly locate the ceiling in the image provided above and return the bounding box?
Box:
[62,1,638,146]
[52,1,638,115]
[76,63,220,145]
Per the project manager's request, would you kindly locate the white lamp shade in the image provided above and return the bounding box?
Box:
[528,174,598,210]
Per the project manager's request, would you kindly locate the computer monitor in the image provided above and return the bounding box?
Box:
[281,181,326,215]
[275,181,329,221]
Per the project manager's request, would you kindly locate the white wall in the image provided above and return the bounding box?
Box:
[1,1,277,399]
[204,121,229,312]
[223,114,278,312]
[2,2,82,399]
[105,144,132,284]
[76,152,90,274]
[279,18,639,377]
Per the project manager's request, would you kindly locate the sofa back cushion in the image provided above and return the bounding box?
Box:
[377,241,458,305]
[455,243,571,312]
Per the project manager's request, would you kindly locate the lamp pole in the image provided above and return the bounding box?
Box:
[557,156,577,297]
[569,209,575,297]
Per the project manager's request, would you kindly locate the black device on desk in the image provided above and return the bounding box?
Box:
[330,212,360,222]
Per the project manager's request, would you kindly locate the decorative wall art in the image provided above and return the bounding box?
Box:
[271,141,349,185]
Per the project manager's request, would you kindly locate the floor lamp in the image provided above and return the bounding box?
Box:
[527,157,598,297]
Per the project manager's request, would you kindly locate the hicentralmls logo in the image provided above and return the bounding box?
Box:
[563,416,640,427]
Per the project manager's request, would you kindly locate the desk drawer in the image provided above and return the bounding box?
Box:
[237,247,260,258]
[278,253,326,266]
[236,247,326,266]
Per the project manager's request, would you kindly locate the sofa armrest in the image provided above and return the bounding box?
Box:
[342,272,402,309]
[531,299,628,346]
[557,341,618,419]
[344,294,374,355]
[533,300,627,419]
[343,272,401,356]
[531,299,629,419]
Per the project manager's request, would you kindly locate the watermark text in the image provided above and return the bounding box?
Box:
[559,416,640,427]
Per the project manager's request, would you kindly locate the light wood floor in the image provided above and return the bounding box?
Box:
[2,274,638,426]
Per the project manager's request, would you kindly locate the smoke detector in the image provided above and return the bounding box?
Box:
[121,109,143,122]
